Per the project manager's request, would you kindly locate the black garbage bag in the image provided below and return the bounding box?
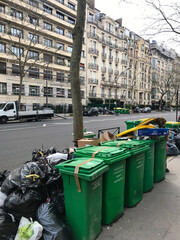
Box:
[1,162,45,195]
[37,202,71,240]
[4,188,45,221]
[32,149,45,161]
[47,147,57,155]
[0,208,18,240]
[0,170,11,187]
[167,142,179,156]
[50,192,65,216]
[174,133,180,151]
[1,167,22,195]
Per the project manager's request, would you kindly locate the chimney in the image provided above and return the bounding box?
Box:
[87,0,95,9]
[116,18,122,26]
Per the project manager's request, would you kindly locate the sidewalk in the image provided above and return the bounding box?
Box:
[97,155,180,240]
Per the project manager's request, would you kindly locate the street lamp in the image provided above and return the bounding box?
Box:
[115,67,130,115]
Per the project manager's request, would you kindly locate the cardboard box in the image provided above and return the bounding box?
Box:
[78,138,100,148]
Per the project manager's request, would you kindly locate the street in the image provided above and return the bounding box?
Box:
[0,111,178,171]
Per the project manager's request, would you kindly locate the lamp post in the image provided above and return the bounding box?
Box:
[115,67,130,115]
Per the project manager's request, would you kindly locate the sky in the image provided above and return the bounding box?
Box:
[95,0,180,53]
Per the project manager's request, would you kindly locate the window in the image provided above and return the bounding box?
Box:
[43,87,53,97]
[10,9,23,20]
[43,22,52,31]
[29,86,40,96]
[67,46,72,53]
[57,0,64,4]
[56,42,64,50]
[81,91,84,99]
[89,13,93,22]
[56,88,65,97]
[81,50,85,57]
[56,55,65,65]
[0,83,6,94]
[28,15,38,25]
[29,67,39,79]
[0,62,6,74]
[68,60,70,67]
[56,72,64,82]
[0,24,5,33]
[67,31,72,38]
[12,64,20,75]
[28,0,38,8]
[80,63,85,71]
[0,4,5,13]
[44,70,53,80]
[68,2,75,10]
[28,51,39,60]
[68,89,72,98]
[11,46,24,57]
[56,27,64,35]
[43,38,52,47]
[12,84,24,95]
[4,103,14,111]
[28,33,39,43]
[68,17,75,25]
[44,53,52,63]
[0,43,5,53]
[11,27,23,38]
[56,10,64,20]
[43,4,52,14]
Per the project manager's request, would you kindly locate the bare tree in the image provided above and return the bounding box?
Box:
[70,0,86,143]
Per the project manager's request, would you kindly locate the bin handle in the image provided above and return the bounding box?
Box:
[74,147,110,192]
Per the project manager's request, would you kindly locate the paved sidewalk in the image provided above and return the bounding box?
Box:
[97,155,180,240]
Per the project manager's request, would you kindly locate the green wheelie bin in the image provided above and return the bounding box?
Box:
[74,146,130,225]
[153,136,167,183]
[165,121,180,130]
[125,120,142,130]
[56,158,108,240]
[133,139,155,192]
[101,140,149,207]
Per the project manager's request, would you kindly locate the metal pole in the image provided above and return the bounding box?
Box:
[46,71,48,108]
[176,90,178,121]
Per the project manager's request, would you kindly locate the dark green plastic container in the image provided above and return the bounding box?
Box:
[74,146,130,225]
[101,140,149,207]
[125,120,142,130]
[133,139,155,192]
[153,136,167,183]
[165,122,180,129]
[56,158,108,240]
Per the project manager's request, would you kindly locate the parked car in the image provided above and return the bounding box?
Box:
[83,107,99,116]
[133,107,141,113]
[141,107,151,113]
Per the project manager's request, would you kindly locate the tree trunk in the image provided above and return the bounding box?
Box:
[18,73,23,110]
[70,0,86,143]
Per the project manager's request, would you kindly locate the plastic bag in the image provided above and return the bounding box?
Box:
[4,189,45,221]
[167,142,179,156]
[50,192,65,216]
[1,162,45,195]
[0,189,7,207]
[36,202,71,240]
[0,208,18,240]
[15,217,43,240]
[0,170,11,187]
[47,153,68,163]
[174,133,180,151]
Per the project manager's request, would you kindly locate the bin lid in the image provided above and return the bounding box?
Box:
[132,139,156,145]
[166,122,180,125]
[56,158,109,181]
[74,145,130,163]
[105,140,146,149]
[125,120,141,124]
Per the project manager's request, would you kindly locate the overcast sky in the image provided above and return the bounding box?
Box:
[95,0,180,52]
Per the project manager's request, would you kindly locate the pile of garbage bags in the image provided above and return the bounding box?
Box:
[0,146,74,240]
[167,131,180,156]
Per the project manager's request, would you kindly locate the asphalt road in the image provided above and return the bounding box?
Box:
[0,111,178,171]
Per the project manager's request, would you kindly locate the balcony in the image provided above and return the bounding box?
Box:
[106,40,113,47]
[120,95,126,99]
[101,67,106,73]
[114,70,119,76]
[88,78,98,85]
[115,57,119,63]
[87,32,99,40]
[101,53,107,59]
[108,55,113,61]
[88,48,99,55]
[88,63,99,70]
[121,72,127,77]
[89,92,97,98]
[108,69,113,74]
[121,84,127,88]
[121,59,128,65]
